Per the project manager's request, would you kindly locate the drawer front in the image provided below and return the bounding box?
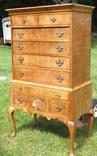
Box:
[13,55,71,70]
[13,42,71,56]
[12,94,29,110]
[12,28,70,41]
[11,13,70,27]
[11,83,30,95]
[13,66,71,87]
[11,15,38,26]
[49,99,68,116]
[11,82,69,101]
[29,96,48,113]
[39,13,71,26]
[13,67,31,82]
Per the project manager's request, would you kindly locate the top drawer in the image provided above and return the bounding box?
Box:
[11,15,38,26]
[39,13,71,26]
[11,13,71,27]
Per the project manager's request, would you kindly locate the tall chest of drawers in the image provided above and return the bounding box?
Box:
[7,4,94,156]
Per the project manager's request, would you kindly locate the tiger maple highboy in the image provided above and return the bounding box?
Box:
[7,4,94,156]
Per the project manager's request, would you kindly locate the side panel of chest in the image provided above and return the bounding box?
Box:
[72,12,92,87]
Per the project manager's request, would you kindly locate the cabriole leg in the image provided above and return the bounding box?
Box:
[8,106,16,137]
[33,113,37,122]
[67,121,76,156]
[88,109,94,137]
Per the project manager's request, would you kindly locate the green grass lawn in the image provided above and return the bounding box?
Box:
[0,40,97,156]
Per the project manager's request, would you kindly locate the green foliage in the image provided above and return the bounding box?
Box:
[0,39,97,156]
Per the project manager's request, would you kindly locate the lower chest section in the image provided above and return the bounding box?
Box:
[11,82,70,121]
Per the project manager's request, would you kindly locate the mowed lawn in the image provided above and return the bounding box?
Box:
[0,39,97,156]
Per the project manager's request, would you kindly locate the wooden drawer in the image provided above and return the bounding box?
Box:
[29,96,48,113]
[13,41,71,56]
[11,93,29,110]
[13,66,71,87]
[11,15,38,26]
[49,99,68,116]
[11,83,30,95]
[13,55,71,70]
[39,13,70,26]
[12,28,70,42]
[11,82,69,101]
[11,13,70,27]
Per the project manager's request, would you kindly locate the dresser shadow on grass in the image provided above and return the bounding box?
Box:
[18,98,97,139]
[18,114,89,139]
[17,98,97,150]
[17,111,95,150]
[18,115,89,150]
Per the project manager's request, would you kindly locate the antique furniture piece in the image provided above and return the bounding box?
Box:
[7,4,94,156]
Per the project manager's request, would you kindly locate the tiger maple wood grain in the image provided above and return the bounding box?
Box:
[7,4,94,156]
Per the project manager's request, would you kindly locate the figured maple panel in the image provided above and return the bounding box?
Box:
[13,41,71,57]
[11,13,71,27]
[11,93,29,111]
[11,81,70,101]
[12,27,70,42]
[13,55,71,70]
[49,99,68,116]
[39,13,71,26]
[13,66,71,87]
[11,82,30,95]
[72,12,92,87]
[11,15,38,26]
[72,82,92,120]
[29,96,48,113]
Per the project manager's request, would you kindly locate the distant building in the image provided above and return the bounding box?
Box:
[2,17,11,44]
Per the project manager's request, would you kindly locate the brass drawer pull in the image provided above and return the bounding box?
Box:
[56,45,63,53]
[17,56,24,63]
[18,72,24,77]
[17,97,24,104]
[32,100,43,111]
[17,32,24,39]
[21,17,27,24]
[17,43,23,51]
[50,17,56,23]
[56,59,64,67]
[16,88,23,92]
[56,75,64,82]
[56,94,61,99]
[56,31,64,38]
[55,104,62,112]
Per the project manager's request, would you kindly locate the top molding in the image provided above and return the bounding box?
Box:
[6,3,94,15]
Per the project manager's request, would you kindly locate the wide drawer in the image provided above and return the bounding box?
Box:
[11,82,69,101]
[13,41,71,56]
[12,27,70,42]
[11,13,71,27]
[13,66,71,87]
[13,55,71,70]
